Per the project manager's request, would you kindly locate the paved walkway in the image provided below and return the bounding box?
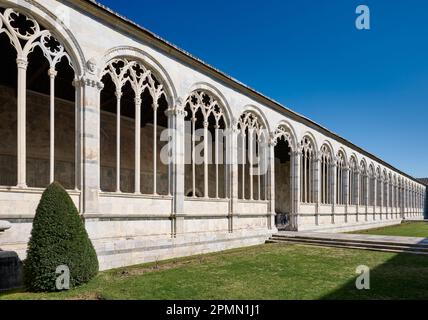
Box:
[276,231,428,246]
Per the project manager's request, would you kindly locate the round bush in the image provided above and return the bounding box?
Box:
[24,182,99,292]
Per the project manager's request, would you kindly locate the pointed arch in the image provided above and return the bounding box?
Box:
[273,120,298,152]
[184,88,229,199]
[236,108,269,201]
[320,143,333,204]
[100,46,176,107]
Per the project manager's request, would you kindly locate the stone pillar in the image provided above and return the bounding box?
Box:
[343,167,350,222]
[313,154,320,225]
[168,100,186,236]
[134,97,142,194]
[355,170,360,221]
[115,91,122,193]
[79,76,103,215]
[267,138,276,230]
[48,68,58,184]
[290,150,301,230]
[73,79,82,193]
[228,122,239,233]
[16,57,28,188]
[331,162,337,224]
[380,179,383,219]
[365,174,369,220]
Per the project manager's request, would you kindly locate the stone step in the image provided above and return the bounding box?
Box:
[269,237,428,252]
[267,239,428,255]
[271,234,428,249]
[267,236,428,255]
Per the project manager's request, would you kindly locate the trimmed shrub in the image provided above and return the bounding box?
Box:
[24,182,98,292]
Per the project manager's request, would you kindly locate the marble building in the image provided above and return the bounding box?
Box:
[0,0,425,270]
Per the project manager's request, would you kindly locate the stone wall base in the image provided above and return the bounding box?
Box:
[299,219,403,233]
[93,228,273,271]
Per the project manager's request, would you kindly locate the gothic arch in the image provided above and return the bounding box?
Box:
[240,105,270,133]
[184,82,232,127]
[100,46,177,107]
[320,140,335,157]
[300,131,318,154]
[336,147,348,167]
[273,121,297,151]
[0,0,85,75]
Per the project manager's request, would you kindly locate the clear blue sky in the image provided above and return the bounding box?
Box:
[98,0,427,178]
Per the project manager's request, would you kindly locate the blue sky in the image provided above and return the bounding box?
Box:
[98,0,427,178]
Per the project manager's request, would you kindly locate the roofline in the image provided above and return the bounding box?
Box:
[67,0,422,185]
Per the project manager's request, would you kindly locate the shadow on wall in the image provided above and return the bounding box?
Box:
[321,238,428,300]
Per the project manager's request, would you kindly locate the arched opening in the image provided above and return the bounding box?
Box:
[376,168,382,207]
[320,144,333,205]
[0,29,18,186]
[359,161,367,206]
[184,91,227,199]
[100,58,169,195]
[237,111,267,201]
[369,165,375,207]
[274,136,291,229]
[0,7,76,189]
[336,151,346,205]
[300,136,315,204]
[349,157,358,205]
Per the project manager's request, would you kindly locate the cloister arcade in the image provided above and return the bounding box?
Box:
[0,1,425,270]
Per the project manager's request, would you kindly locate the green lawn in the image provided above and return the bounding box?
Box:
[351,222,428,238]
[2,243,428,300]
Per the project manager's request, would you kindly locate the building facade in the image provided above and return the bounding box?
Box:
[0,0,426,270]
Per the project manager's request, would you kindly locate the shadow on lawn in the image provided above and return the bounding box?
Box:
[322,238,428,300]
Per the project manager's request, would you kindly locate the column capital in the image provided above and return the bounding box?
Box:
[48,68,58,78]
[291,149,302,157]
[135,96,142,107]
[115,90,122,99]
[16,57,28,69]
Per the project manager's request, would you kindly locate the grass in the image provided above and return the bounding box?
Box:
[2,243,428,300]
[351,222,428,238]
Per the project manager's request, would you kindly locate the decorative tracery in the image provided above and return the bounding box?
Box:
[368,165,375,206]
[348,156,358,205]
[359,161,368,206]
[383,170,388,208]
[336,151,346,205]
[185,91,227,199]
[300,137,315,204]
[101,57,168,194]
[238,111,266,201]
[320,144,332,204]
[0,7,75,188]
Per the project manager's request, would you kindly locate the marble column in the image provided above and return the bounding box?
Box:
[343,167,350,222]
[331,162,337,224]
[168,100,186,236]
[228,121,240,233]
[267,138,276,230]
[290,150,301,230]
[79,76,103,215]
[313,154,320,225]
[16,57,28,188]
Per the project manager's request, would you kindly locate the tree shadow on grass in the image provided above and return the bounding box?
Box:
[322,239,428,300]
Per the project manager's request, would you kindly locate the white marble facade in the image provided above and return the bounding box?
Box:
[0,0,426,270]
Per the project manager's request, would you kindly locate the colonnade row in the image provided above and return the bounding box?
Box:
[0,7,425,224]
